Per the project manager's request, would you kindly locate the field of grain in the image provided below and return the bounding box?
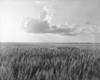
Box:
[0,42,100,80]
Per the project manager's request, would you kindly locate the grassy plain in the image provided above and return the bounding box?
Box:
[0,42,100,80]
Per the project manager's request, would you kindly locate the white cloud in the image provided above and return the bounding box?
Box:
[22,0,100,36]
[36,1,55,24]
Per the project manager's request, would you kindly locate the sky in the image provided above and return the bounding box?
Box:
[0,0,100,43]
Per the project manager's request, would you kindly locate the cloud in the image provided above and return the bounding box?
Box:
[49,23,98,35]
[72,23,98,34]
[23,18,50,33]
[22,17,77,35]
[23,18,98,36]
[22,3,54,34]
[25,19,98,36]
[23,17,98,36]
[37,1,55,24]
[22,1,99,36]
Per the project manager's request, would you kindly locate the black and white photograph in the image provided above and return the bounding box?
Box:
[0,0,100,80]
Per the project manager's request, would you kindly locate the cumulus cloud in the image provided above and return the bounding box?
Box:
[38,2,55,24]
[24,19,50,33]
[23,17,98,36]
[22,1,99,36]
[22,3,54,34]
[23,18,98,35]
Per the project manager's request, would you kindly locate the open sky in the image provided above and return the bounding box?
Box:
[0,0,100,43]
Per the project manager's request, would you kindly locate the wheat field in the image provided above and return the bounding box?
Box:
[0,42,100,80]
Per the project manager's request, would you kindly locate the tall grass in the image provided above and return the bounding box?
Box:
[0,46,100,80]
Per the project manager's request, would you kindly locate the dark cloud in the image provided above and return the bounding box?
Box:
[24,18,50,33]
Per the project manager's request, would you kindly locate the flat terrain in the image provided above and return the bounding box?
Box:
[0,42,100,80]
[0,42,100,50]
